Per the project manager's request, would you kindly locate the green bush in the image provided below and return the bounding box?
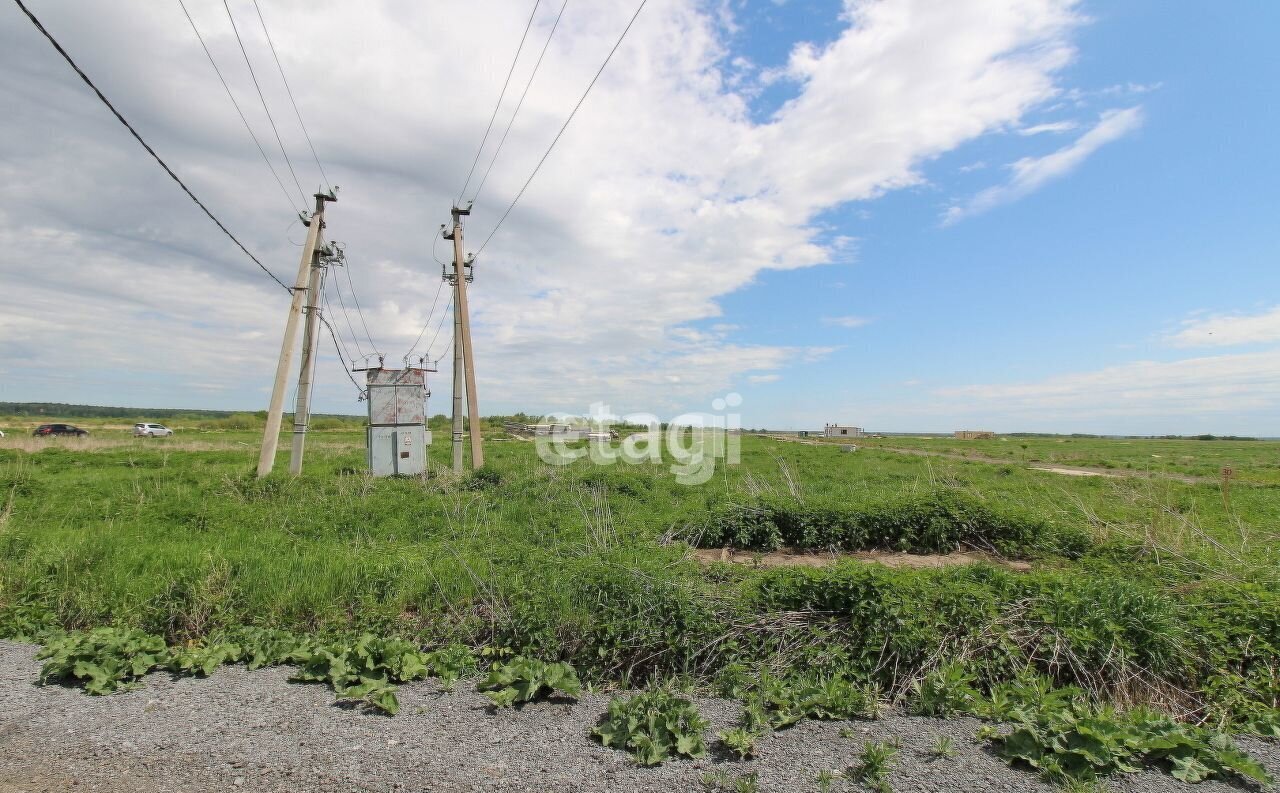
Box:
[695,490,1088,558]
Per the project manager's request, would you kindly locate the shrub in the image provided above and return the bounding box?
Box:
[695,490,1088,559]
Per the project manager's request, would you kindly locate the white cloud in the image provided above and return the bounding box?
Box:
[1167,306,1280,348]
[821,315,872,329]
[747,374,780,384]
[936,348,1280,418]
[944,106,1143,224]
[1100,81,1162,96]
[1017,120,1078,135]
[0,0,1090,417]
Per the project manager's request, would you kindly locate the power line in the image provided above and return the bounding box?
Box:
[221,0,308,206]
[456,0,542,203]
[175,0,300,216]
[324,263,367,361]
[341,252,380,357]
[317,267,364,394]
[250,0,332,192]
[436,331,454,366]
[405,278,445,360]
[472,0,569,208]
[10,0,293,294]
[424,298,454,363]
[477,0,648,256]
[318,312,365,394]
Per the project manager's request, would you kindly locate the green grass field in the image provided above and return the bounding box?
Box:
[2,417,1278,748]
[853,434,1280,484]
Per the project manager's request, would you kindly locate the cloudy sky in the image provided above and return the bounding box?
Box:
[2,0,1277,434]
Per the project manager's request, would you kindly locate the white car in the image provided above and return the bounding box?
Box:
[133,422,173,438]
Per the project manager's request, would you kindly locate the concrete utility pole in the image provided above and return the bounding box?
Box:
[444,203,484,472]
[257,191,336,478]
[287,242,329,475]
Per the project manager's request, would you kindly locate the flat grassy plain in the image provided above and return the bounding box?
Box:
[1,417,1278,739]
[853,434,1280,484]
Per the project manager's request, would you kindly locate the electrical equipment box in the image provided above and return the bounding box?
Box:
[363,367,432,477]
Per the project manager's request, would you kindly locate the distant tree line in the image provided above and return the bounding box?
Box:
[0,402,361,422]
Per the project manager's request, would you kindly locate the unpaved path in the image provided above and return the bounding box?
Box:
[2,642,1276,792]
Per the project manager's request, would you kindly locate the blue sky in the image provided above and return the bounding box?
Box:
[2,0,1278,435]
[703,0,1280,433]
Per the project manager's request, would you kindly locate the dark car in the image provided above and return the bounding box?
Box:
[32,423,88,437]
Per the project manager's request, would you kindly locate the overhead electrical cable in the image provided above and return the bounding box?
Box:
[436,331,454,367]
[318,271,365,394]
[249,0,332,192]
[341,255,380,357]
[318,313,366,394]
[221,0,309,207]
[471,0,570,207]
[11,0,293,294]
[455,0,542,203]
[477,0,648,256]
[325,266,367,361]
[404,279,445,361]
[176,0,300,216]
[424,298,454,363]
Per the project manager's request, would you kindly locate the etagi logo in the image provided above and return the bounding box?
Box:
[534,393,742,485]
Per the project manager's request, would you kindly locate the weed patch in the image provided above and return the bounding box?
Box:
[849,739,899,793]
[477,655,580,707]
[32,626,475,715]
[739,672,878,730]
[36,627,168,694]
[986,700,1273,785]
[594,689,709,765]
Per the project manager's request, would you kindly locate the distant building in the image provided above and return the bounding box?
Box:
[954,430,996,439]
[825,424,864,438]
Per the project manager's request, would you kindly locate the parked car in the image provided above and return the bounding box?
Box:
[32,423,88,437]
[133,422,174,438]
[0,430,5,437]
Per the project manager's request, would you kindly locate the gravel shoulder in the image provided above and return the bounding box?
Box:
[1,641,1275,793]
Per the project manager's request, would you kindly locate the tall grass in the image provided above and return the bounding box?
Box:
[1,433,1277,726]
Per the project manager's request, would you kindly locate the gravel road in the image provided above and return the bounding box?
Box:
[1,641,1274,792]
